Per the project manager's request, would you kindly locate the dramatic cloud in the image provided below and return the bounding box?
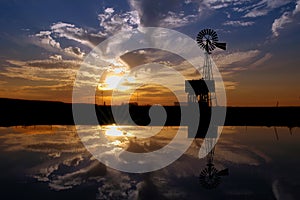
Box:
[98,7,140,35]
[128,0,200,28]
[126,0,295,33]
[121,48,262,92]
[34,30,61,49]
[32,21,111,59]
[34,29,86,59]
[2,0,297,106]
[64,46,85,58]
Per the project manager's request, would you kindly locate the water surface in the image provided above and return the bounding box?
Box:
[0,125,299,199]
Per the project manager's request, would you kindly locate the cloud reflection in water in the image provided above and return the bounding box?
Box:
[0,126,299,199]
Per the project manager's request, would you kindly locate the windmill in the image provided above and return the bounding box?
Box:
[196,29,227,54]
[185,29,228,188]
[185,28,226,137]
[196,28,226,105]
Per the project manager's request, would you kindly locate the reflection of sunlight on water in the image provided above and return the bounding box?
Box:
[102,125,166,139]
[102,125,177,139]
[105,125,124,137]
[101,125,186,142]
[80,125,188,155]
[110,140,122,146]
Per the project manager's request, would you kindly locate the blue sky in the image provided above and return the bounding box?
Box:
[0,0,300,105]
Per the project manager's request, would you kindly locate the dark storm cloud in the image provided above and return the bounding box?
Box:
[129,0,181,26]
[128,0,200,28]
[121,49,187,69]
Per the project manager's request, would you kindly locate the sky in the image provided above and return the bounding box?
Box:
[0,0,300,106]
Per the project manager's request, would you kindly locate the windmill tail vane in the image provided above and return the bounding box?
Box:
[215,42,227,50]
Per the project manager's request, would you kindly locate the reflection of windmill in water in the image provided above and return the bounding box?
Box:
[198,128,229,189]
[185,29,228,189]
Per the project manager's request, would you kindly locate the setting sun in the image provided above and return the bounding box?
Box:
[98,75,123,91]
[105,75,122,89]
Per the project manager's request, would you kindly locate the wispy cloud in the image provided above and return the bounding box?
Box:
[243,9,269,18]
[249,53,273,68]
[272,12,293,37]
[0,59,81,100]
[232,0,292,18]
[2,59,78,82]
[211,49,271,90]
[214,50,261,70]
[272,1,300,37]
[223,20,255,27]
[199,0,240,10]
[160,11,198,28]
[50,22,104,48]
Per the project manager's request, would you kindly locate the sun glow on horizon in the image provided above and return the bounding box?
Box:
[97,67,136,93]
[104,75,123,89]
[105,125,125,137]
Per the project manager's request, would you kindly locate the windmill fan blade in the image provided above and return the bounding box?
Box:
[215,42,227,50]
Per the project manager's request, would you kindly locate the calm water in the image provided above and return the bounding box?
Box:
[0,125,299,199]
